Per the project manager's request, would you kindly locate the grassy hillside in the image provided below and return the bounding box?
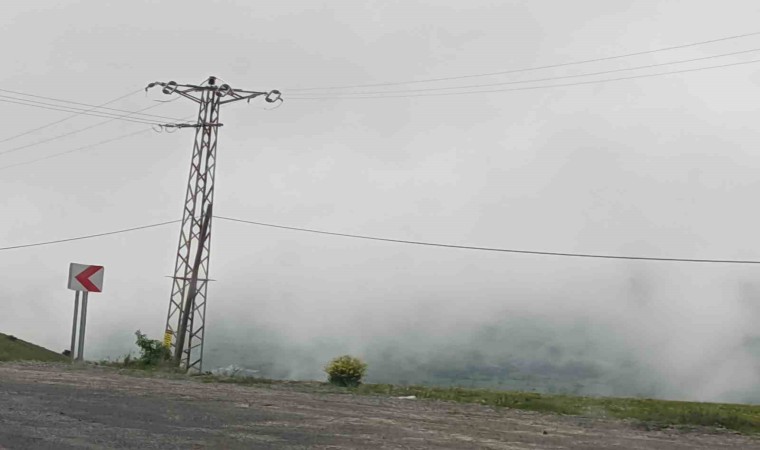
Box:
[0,332,68,362]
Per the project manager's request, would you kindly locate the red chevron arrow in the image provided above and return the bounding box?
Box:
[75,265,102,292]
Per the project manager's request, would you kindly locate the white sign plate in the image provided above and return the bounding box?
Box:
[68,263,105,293]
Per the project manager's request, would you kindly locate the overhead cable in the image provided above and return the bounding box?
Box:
[287,30,760,91]
[292,47,760,97]
[0,95,176,125]
[0,105,191,157]
[0,88,144,144]
[0,89,185,122]
[0,128,153,170]
[288,58,760,100]
[3,214,760,264]
[215,216,760,265]
[0,220,180,251]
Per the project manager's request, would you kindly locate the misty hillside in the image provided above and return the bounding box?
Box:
[203,309,760,405]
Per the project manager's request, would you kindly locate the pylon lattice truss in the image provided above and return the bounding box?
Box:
[146,76,281,372]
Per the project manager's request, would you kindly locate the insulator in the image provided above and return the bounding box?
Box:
[162,81,178,95]
[216,84,231,97]
[265,90,282,103]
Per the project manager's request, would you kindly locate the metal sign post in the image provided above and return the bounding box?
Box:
[67,263,105,362]
[69,291,80,361]
[77,292,88,361]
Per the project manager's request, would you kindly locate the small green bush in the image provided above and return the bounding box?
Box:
[134,330,170,367]
[325,355,368,387]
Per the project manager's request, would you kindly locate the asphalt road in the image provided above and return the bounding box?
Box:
[0,362,758,449]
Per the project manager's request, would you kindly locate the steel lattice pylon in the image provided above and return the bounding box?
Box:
[146,77,281,372]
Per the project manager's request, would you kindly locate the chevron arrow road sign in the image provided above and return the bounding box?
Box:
[68,263,104,293]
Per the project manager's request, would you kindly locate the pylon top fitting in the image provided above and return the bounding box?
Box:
[145,77,282,106]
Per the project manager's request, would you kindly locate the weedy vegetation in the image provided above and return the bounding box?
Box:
[325,355,368,387]
[100,330,172,370]
[133,330,171,367]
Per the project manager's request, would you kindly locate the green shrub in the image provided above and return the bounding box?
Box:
[134,330,170,367]
[325,355,368,387]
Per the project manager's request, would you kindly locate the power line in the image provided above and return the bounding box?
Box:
[293,47,760,97]
[0,115,148,158]
[0,89,186,122]
[0,220,180,251]
[3,214,759,264]
[0,98,162,125]
[216,216,760,264]
[287,30,760,91]
[0,103,186,158]
[0,128,152,171]
[0,95,184,125]
[288,58,760,100]
[0,109,195,167]
[0,89,144,144]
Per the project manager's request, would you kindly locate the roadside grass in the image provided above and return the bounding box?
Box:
[0,332,68,363]
[85,364,760,435]
[352,384,760,434]
[193,373,760,434]
[94,357,188,378]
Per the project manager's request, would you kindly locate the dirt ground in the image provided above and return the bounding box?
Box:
[0,362,758,449]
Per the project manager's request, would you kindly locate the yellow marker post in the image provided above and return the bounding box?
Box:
[163,330,173,349]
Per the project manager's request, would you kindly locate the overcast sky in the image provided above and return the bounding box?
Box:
[3,0,760,402]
